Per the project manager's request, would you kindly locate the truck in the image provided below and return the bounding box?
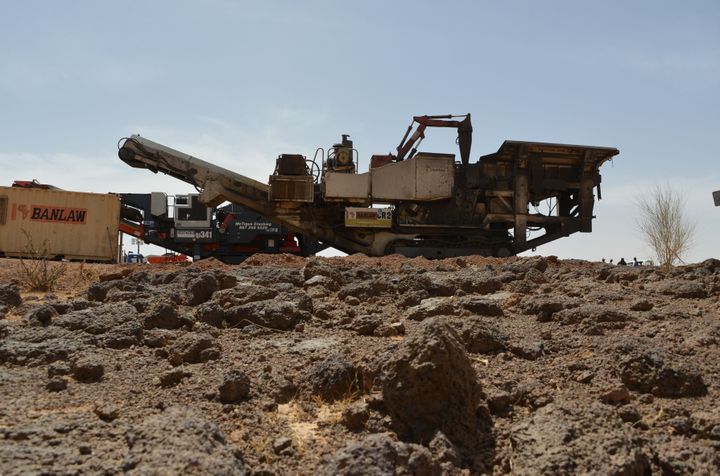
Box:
[119,192,327,263]
[0,185,120,262]
[118,113,619,259]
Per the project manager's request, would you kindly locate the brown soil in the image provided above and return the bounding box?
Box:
[0,255,718,474]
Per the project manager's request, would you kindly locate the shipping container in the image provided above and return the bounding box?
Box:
[0,186,120,262]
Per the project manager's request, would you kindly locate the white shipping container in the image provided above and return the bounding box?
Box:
[0,186,120,262]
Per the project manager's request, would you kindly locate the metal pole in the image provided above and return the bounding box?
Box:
[118,232,123,263]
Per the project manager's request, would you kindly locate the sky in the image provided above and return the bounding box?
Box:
[1,0,718,263]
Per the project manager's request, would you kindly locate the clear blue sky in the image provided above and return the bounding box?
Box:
[2,1,718,262]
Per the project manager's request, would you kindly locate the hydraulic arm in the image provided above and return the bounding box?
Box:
[396,114,473,164]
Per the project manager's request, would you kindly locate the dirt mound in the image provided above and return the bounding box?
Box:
[0,256,718,474]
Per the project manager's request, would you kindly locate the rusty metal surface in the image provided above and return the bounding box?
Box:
[275,154,307,176]
[268,175,314,202]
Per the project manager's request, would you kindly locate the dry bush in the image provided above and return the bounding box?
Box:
[636,184,695,271]
[72,261,99,289]
[17,229,67,292]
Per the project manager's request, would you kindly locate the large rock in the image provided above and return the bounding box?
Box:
[300,355,358,402]
[266,371,296,404]
[71,355,105,382]
[143,299,182,330]
[653,439,719,475]
[337,281,385,300]
[502,256,549,275]
[50,302,142,348]
[24,304,58,327]
[0,283,22,308]
[212,284,278,307]
[302,259,344,286]
[237,266,304,287]
[381,318,488,452]
[50,302,143,349]
[423,270,501,297]
[318,433,438,476]
[54,302,138,335]
[195,284,281,328]
[123,406,246,474]
[193,302,228,328]
[405,297,456,321]
[553,304,630,326]
[344,314,382,336]
[218,370,251,403]
[452,317,507,354]
[648,280,707,299]
[168,333,221,366]
[617,343,707,398]
[186,273,219,306]
[509,400,649,475]
[305,276,338,299]
[225,295,311,330]
[213,270,238,290]
[459,296,503,317]
[0,327,89,365]
[518,295,578,321]
[87,280,124,302]
[101,320,143,349]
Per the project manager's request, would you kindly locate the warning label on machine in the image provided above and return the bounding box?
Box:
[344,207,393,228]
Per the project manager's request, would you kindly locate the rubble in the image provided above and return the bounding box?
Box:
[0,255,718,474]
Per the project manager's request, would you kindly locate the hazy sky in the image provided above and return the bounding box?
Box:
[1,1,718,262]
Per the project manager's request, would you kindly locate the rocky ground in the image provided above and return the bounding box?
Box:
[0,253,718,475]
